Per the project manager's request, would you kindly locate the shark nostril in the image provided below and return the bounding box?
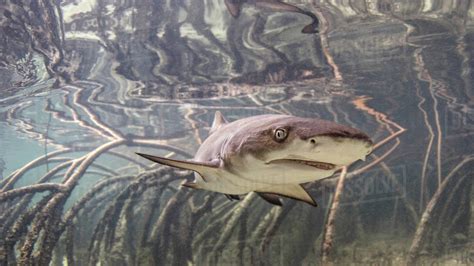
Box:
[310,139,316,144]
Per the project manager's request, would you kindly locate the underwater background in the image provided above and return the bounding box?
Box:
[0,0,473,265]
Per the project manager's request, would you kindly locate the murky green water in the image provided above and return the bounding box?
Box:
[0,1,473,265]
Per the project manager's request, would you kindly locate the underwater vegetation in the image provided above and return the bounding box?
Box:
[0,0,473,265]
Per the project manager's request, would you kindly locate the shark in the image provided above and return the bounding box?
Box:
[224,0,320,34]
[137,112,373,206]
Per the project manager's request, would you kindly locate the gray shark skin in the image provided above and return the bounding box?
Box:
[137,112,373,206]
[224,0,319,34]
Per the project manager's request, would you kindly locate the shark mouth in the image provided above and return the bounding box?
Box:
[268,159,336,170]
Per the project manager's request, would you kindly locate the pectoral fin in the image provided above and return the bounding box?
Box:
[210,111,228,135]
[136,153,220,177]
[257,192,282,206]
[257,184,317,207]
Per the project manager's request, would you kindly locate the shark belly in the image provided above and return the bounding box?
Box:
[252,164,337,184]
[233,156,339,185]
[196,171,268,194]
[195,156,339,195]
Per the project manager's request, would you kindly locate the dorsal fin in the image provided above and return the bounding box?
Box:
[210,111,228,134]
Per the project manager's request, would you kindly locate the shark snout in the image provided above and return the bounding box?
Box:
[301,135,373,165]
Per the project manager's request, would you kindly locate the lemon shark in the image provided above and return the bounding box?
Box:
[137,112,372,206]
[224,0,320,34]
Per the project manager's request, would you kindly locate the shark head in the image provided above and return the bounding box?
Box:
[223,115,373,171]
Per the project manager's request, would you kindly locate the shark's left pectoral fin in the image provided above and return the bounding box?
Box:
[258,184,317,207]
[136,153,220,176]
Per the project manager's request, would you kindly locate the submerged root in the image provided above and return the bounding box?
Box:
[407,157,474,265]
[321,167,347,265]
[211,193,258,256]
[1,194,54,265]
[0,183,66,202]
[259,201,296,254]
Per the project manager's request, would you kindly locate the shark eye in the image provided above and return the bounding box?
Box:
[274,128,288,142]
